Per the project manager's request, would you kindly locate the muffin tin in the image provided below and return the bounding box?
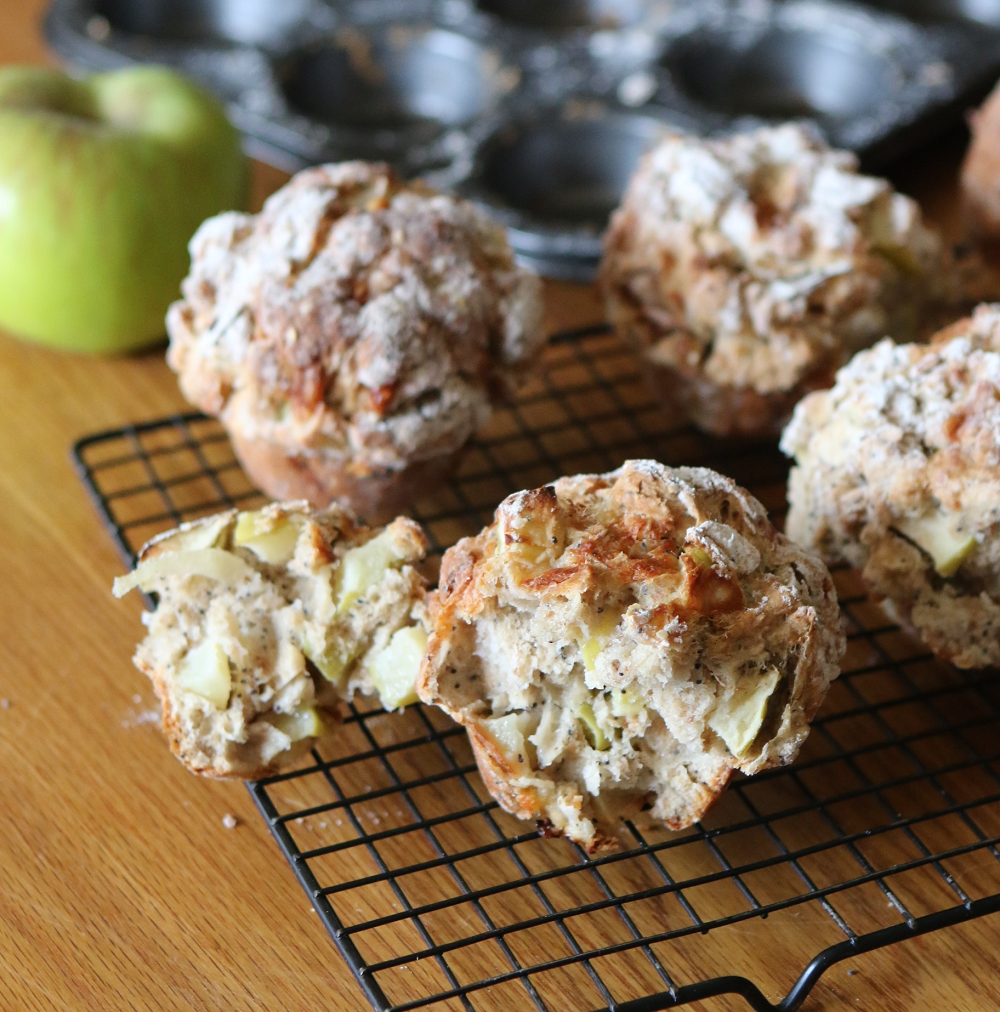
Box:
[45,0,1000,280]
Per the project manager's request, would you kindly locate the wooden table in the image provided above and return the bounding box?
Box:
[1,1,997,1009]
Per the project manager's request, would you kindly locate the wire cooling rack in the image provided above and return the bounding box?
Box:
[75,324,1000,1012]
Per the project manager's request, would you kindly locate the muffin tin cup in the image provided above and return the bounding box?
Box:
[668,26,896,123]
[474,0,655,32]
[88,0,318,49]
[45,0,1000,279]
[873,0,1000,27]
[459,102,687,261]
[655,0,964,154]
[277,25,514,165]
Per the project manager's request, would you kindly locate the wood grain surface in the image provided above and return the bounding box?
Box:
[1,1,998,1009]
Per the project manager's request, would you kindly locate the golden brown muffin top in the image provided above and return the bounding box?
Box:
[601,124,947,395]
[167,162,544,471]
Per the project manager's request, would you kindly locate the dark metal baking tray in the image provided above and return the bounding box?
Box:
[44,0,1000,279]
[44,0,1000,280]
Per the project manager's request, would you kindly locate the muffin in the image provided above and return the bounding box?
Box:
[600,124,950,438]
[166,162,545,523]
[113,502,429,777]
[417,460,844,851]
[781,304,1000,669]
[963,80,1000,245]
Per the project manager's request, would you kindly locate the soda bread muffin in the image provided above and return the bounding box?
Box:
[417,460,844,851]
[782,304,1000,669]
[600,124,949,438]
[166,162,544,523]
[113,502,429,777]
[963,80,1000,244]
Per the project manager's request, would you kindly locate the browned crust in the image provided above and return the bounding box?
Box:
[428,473,755,622]
[929,314,975,349]
[465,709,733,846]
[465,724,621,853]
[229,431,465,525]
[862,536,1000,671]
[604,284,837,439]
[422,466,841,681]
[465,722,542,823]
[137,654,341,780]
[167,162,545,503]
[660,768,734,832]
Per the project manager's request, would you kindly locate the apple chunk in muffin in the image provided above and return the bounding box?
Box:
[113,502,429,778]
[418,461,844,852]
[782,303,1000,669]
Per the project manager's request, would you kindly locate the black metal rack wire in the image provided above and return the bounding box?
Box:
[75,324,1000,1012]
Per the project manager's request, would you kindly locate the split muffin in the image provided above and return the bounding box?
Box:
[113,502,429,777]
[782,304,1000,669]
[417,460,844,851]
[600,124,949,438]
[166,162,545,523]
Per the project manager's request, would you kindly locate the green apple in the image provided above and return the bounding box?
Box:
[896,512,977,578]
[0,65,247,354]
[233,509,303,565]
[176,639,232,710]
[578,700,611,751]
[609,685,645,720]
[335,529,412,614]
[365,624,428,711]
[112,547,253,597]
[265,707,333,743]
[709,666,780,758]
[481,711,538,770]
[300,631,356,687]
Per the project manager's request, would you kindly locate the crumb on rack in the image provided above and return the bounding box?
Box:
[222,813,238,829]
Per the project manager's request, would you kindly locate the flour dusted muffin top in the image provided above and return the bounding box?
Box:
[782,304,1000,669]
[113,502,429,777]
[166,162,544,487]
[600,124,949,437]
[418,460,844,851]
